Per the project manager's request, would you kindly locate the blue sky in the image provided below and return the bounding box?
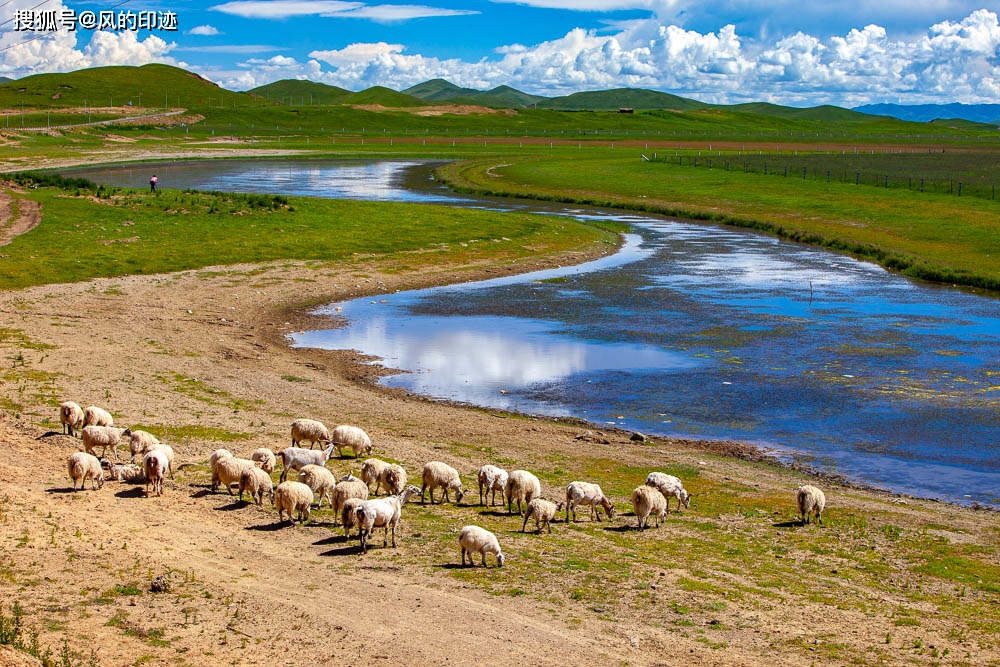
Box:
[2,0,999,107]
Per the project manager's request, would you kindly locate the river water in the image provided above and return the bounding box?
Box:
[67,160,1000,506]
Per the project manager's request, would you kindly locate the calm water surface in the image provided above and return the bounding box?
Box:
[69,160,1000,505]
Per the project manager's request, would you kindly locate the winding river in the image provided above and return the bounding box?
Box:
[67,159,1000,506]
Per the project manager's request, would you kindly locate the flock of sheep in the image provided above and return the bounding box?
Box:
[58,403,828,567]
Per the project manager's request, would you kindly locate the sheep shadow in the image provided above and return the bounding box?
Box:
[477,509,511,518]
[603,524,635,533]
[214,500,247,512]
[115,487,147,499]
[245,521,290,532]
[190,489,213,499]
[319,544,362,557]
[46,487,82,494]
[773,520,806,529]
[37,430,65,439]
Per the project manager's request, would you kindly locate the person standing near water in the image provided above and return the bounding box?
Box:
[150,174,158,193]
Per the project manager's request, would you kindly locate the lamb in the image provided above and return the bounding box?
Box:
[356,485,420,553]
[124,428,159,462]
[360,458,389,495]
[505,469,541,516]
[565,481,616,522]
[421,461,465,505]
[81,425,125,461]
[521,499,564,534]
[82,405,114,428]
[797,484,826,525]
[274,481,314,525]
[67,452,104,491]
[477,464,508,506]
[297,464,337,509]
[59,401,84,437]
[239,466,274,506]
[644,472,691,513]
[458,525,505,568]
[379,463,407,496]
[251,447,277,473]
[143,449,170,497]
[331,474,369,522]
[212,456,256,495]
[329,424,373,459]
[631,486,667,530]
[275,443,336,482]
[290,418,330,449]
[340,497,364,540]
[105,462,145,484]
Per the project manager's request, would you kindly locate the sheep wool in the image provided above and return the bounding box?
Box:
[290,418,330,450]
[477,464,508,507]
[239,466,274,506]
[631,486,667,530]
[330,424,373,459]
[505,470,541,516]
[274,481,314,525]
[59,401,84,437]
[458,525,505,567]
[797,485,826,525]
[83,405,114,428]
[522,499,564,534]
[421,461,465,505]
[67,452,104,491]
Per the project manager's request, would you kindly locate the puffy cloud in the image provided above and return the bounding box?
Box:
[186,25,223,36]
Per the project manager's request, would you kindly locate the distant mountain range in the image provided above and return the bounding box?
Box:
[3,66,999,127]
[852,103,1000,125]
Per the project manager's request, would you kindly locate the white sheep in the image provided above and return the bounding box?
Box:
[421,461,465,504]
[329,424,373,459]
[298,463,337,508]
[631,485,667,530]
[565,481,615,522]
[356,485,420,553]
[275,443,336,482]
[645,472,691,513]
[290,418,331,449]
[797,484,826,525]
[477,464,508,506]
[105,462,145,484]
[59,401,84,437]
[212,456,256,495]
[521,499,564,534]
[458,525,505,567]
[361,458,389,495]
[505,469,541,516]
[341,497,364,540]
[379,463,407,496]
[129,438,175,480]
[124,428,159,462]
[208,448,233,468]
[81,425,125,461]
[82,405,114,428]
[251,447,277,473]
[67,452,104,491]
[143,449,170,497]
[274,481,314,525]
[331,475,369,522]
[239,466,274,506]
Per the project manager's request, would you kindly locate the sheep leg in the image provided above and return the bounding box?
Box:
[481,553,487,567]
[521,513,530,533]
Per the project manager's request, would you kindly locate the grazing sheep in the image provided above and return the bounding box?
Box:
[356,485,420,553]
[143,449,170,497]
[379,464,407,496]
[208,448,233,468]
[290,418,331,449]
[276,443,336,483]
[251,447,277,473]
[331,475,369,523]
[565,481,615,522]
[59,401,84,437]
[361,458,389,495]
[83,405,114,428]
[631,486,667,530]
[298,464,337,509]
[67,452,104,491]
[274,481,314,525]
[129,439,175,480]
[797,485,826,525]
[124,428,159,462]
[477,465,508,506]
[329,425,373,459]
[505,470,541,516]
[239,466,274,506]
[421,461,465,505]
[645,472,691,513]
[521,499,564,534]
[458,525,505,568]
[81,425,125,462]
[341,497,364,540]
[105,461,145,484]
[212,456,256,495]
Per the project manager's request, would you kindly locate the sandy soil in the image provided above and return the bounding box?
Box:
[0,188,997,666]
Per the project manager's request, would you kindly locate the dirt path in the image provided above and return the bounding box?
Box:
[0,187,41,246]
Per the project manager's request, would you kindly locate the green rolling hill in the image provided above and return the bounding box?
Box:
[249,79,350,105]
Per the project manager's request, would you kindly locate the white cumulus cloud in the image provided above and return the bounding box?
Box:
[186,25,223,36]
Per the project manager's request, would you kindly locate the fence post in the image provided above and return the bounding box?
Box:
[856,172,860,185]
